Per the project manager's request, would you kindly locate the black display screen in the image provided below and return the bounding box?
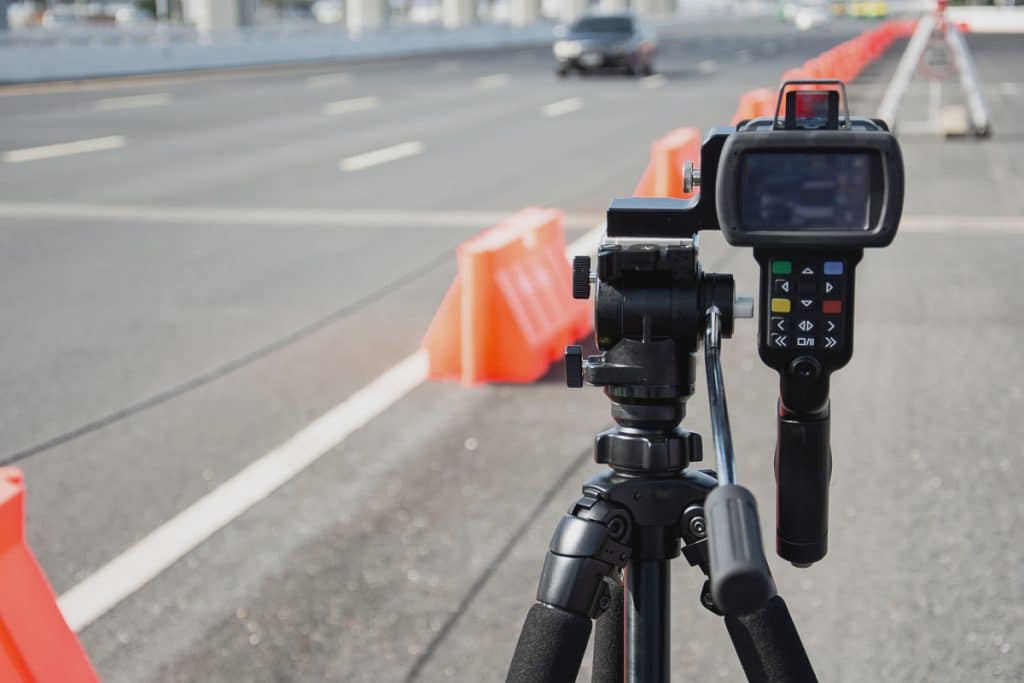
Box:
[739,152,872,231]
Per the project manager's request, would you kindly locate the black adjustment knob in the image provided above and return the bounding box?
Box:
[565,346,584,388]
[572,256,591,299]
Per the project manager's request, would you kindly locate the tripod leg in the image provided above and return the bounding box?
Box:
[507,605,593,683]
[506,496,633,683]
[591,575,624,683]
[725,595,818,683]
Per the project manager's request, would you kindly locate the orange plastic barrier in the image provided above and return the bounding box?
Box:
[632,127,701,199]
[731,88,776,125]
[422,208,591,385]
[632,160,657,197]
[0,469,98,683]
[761,19,919,108]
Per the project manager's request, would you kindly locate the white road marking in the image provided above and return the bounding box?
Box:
[93,93,172,111]
[900,216,1024,234]
[339,141,424,172]
[57,220,608,633]
[697,59,718,75]
[475,73,509,89]
[305,72,350,88]
[642,74,666,89]
[2,135,125,163]
[0,201,603,230]
[323,96,380,115]
[1000,82,1019,96]
[433,60,461,74]
[542,97,584,118]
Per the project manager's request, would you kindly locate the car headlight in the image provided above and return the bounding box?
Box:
[554,41,582,58]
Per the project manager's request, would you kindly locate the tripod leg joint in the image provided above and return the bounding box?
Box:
[535,498,633,619]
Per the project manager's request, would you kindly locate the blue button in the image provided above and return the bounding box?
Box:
[824,261,844,275]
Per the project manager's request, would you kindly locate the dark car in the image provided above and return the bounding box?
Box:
[553,13,657,77]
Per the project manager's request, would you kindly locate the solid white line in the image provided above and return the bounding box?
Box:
[2,135,125,163]
[339,141,424,172]
[305,72,350,88]
[58,351,430,632]
[475,73,509,89]
[542,97,584,118]
[0,201,603,230]
[642,74,666,89]
[323,96,380,115]
[900,216,1024,234]
[697,59,718,75]
[93,93,172,111]
[57,220,607,633]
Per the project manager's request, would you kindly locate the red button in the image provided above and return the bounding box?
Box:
[822,300,842,314]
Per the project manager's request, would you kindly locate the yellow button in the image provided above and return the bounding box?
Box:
[771,298,791,313]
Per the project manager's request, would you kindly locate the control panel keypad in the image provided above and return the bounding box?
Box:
[767,258,849,352]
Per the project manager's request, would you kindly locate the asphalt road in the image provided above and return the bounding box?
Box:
[0,18,1022,683]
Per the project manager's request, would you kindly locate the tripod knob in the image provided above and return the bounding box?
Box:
[565,346,584,388]
[572,256,592,299]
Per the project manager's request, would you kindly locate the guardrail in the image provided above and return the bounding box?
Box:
[0,21,559,83]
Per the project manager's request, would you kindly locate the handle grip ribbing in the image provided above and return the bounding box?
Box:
[706,484,775,616]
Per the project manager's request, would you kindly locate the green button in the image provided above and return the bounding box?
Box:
[772,260,793,275]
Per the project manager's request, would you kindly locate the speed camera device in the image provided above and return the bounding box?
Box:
[508,81,905,680]
[593,80,904,567]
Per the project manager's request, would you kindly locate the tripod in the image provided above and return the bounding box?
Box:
[505,238,818,683]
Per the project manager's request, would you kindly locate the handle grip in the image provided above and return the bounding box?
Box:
[706,484,775,616]
[776,411,831,566]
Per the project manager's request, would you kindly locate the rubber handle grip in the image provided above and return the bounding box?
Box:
[726,595,818,683]
[776,413,831,566]
[706,484,775,616]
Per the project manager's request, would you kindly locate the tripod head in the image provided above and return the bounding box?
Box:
[566,230,739,473]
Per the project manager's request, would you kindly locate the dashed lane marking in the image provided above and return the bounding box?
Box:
[305,72,351,88]
[323,95,380,115]
[642,74,666,89]
[339,141,424,171]
[94,93,172,110]
[475,73,509,89]
[542,97,584,118]
[2,135,125,163]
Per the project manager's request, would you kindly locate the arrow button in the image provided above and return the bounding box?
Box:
[797,320,815,332]
[824,336,838,349]
[799,299,815,310]
[801,266,816,276]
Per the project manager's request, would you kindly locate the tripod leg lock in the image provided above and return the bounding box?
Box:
[536,501,632,619]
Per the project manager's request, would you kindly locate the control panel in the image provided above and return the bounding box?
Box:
[754,250,862,378]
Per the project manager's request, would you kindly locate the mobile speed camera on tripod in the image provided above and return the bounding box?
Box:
[506,81,904,683]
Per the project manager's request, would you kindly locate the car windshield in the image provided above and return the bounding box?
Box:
[570,17,633,34]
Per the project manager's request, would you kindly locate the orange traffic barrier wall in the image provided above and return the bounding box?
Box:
[0,469,98,683]
[731,88,776,125]
[632,127,701,199]
[422,208,591,385]
[731,19,918,122]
